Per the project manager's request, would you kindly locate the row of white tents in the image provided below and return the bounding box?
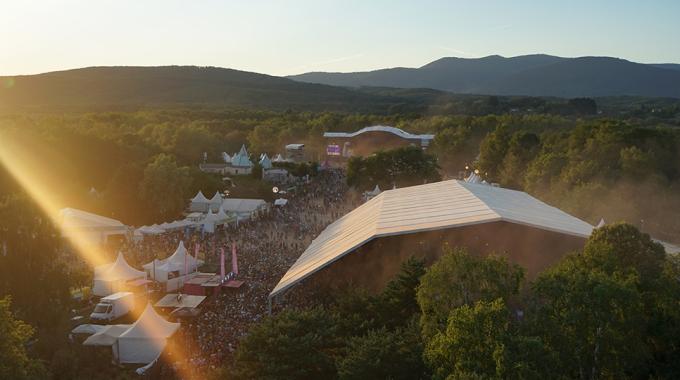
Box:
[190,191,267,221]
[93,241,202,296]
[190,191,223,212]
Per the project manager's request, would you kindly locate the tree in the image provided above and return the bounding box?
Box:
[417,245,524,339]
[431,126,471,163]
[337,323,428,380]
[530,254,649,379]
[478,124,511,180]
[0,297,48,380]
[232,307,341,380]
[372,257,425,330]
[424,298,509,380]
[248,125,281,155]
[251,161,263,179]
[139,153,192,220]
[0,196,72,361]
[498,131,540,189]
[346,146,440,190]
[582,223,665,286]
[567,98,597,115]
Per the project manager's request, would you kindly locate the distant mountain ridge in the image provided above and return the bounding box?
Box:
[288,55,680,98]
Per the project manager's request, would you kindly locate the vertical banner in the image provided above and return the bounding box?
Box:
[220,247,225,280]
[232,242,238,276]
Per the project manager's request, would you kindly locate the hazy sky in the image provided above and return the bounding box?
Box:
[3,0,679,76]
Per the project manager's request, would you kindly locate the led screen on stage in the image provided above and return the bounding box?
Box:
[326,144,341,156]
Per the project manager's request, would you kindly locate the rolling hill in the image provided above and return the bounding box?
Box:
[0,66,431,113]
[289,55,680,98]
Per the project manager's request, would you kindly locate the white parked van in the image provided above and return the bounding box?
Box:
[90,292,134,322]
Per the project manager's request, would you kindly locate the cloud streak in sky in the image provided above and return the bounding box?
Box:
[293,53,365,72]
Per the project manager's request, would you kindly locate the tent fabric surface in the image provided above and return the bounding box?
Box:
[142,241,203,280]
[209,192,223,205]
[191,191,209,203]
[72,324,106,336]
[83,324,131,346]
[96,252,146,281]
[220,198,266,215]
[465,172,483,184]
[116,304,179,364]
[270,180,595,299]
[93,253,146,296]
[60,208,127,231]
[231,145,253,168]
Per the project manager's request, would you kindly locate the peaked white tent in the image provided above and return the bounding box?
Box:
[215,207,230,222]
[190,191,210,212]
[59,208,127,245]
[259,154,273,170]
[202,209,219,233]
[231,145,253,168]
[465,172,483,184]
[209,192,223,209]
[143,241,203,281]
[364,185,382,200]
[272,153,286,163]
[114,304,180,364]
[93,253,147,296]
[222,152,232,163]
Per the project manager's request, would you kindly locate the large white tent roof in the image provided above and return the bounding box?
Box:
[270,180,594,298]
[59,208,127,231]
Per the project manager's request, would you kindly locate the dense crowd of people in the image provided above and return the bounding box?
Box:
[103,169,361,376]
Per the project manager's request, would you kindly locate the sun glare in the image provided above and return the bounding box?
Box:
[0,133,195,379]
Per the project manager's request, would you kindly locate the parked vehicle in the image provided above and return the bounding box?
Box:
[90,292,134,322]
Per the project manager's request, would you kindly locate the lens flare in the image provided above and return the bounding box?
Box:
[0,131,195,379]
[1,77,15,89]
